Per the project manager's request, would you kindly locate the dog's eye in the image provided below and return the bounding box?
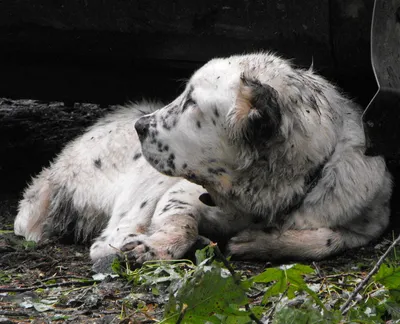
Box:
[187,98,197,106]
[182,97,197,111]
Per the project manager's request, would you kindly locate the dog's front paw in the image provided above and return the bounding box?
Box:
[119,234,162,264]
[120,231,198,264]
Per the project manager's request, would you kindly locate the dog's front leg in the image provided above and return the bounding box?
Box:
[227,227,370,261]
[120,181,205,263]
[120,213,199,263]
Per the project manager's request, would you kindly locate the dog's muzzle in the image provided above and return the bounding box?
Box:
[135,116,150,140]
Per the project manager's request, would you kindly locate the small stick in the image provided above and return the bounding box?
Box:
[175,303,188,324]
[340,233,400,314]
[39,275,93,282]
[0,279,100,292]
[312,261,324,278]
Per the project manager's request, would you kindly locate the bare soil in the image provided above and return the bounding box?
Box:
[1,193,398,323]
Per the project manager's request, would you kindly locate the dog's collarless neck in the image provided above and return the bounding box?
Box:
[198,154,332,218]
[277,155,330,218]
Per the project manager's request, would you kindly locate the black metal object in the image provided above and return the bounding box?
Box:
[363,0,400,157]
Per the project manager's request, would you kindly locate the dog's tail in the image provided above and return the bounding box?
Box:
[14,169,52,242]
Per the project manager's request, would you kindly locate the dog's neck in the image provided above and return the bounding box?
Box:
[200,155,329,222]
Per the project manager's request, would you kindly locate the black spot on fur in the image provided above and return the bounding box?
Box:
[140,201,148,209]
[326,239,332,247]
[94,158,102,169]
[158,181,164,185]
[207,167,226,175]
[167,153,176,170]
[163,145,169,152]
[196,121,201,128]
[162,204,172,213]
[168,199,190,206]
[162,117,171,130]
[214,108,220,118]
[164,170,173,176]
[133,153,142,161]
[182,163,188,169]
[309,95,319,112]
[212,119,216,126]
[128,233,137,237]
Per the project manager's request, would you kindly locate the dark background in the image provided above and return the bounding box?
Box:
[1,0,394,204]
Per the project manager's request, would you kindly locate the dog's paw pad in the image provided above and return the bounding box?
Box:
[120,237,171,263]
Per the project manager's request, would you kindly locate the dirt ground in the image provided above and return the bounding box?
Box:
[1,192,399,323]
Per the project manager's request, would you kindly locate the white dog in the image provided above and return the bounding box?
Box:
[14,52,392,266]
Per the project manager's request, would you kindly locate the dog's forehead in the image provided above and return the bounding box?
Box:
[190,58,241,90]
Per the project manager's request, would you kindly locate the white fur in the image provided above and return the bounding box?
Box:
[15,53,392,264]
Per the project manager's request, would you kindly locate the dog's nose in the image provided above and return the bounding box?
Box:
[135,117,150,139]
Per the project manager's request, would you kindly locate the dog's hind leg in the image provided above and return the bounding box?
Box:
[14,169,52,242]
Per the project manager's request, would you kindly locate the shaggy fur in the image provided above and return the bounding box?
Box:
[14,53,392,265]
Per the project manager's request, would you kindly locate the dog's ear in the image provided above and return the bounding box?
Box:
[234,75,282,141]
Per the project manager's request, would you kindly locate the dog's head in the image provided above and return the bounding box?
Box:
[136,53,344,216]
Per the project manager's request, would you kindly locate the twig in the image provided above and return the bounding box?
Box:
[175,303,188,324]
[0,310,30,317]
[309,272,360,282]
[264,286,289,322]
[211,242,263,324]
[0,279,100,292]
[340,233,400,315]
[39,275,93,282]
[312,261,324,278]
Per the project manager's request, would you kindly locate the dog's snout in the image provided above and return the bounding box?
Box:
[135,117,150,139]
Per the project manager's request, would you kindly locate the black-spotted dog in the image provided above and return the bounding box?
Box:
[15,53,392,267]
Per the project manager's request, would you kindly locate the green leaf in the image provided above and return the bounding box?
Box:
[273,306,340,324]
[253,268,283,284]
[255,264,319,306]
[161,246,257,323]
[175,266,249,316]
[374,264,400,290]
